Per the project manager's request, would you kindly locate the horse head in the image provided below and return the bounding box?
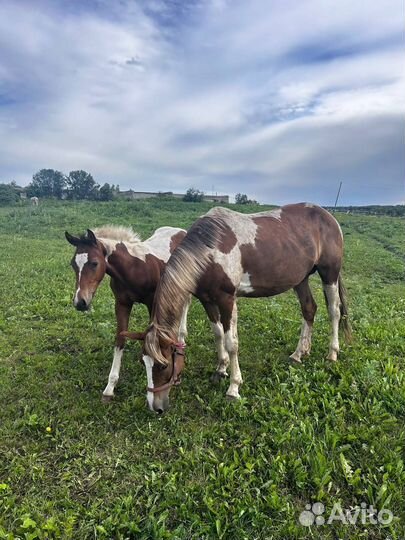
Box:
[121,327,186,414]
[65,229,107,311]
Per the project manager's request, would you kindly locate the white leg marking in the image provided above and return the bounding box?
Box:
[211,321,230,375]
[143,355,155,410]
[238,272,254,295]
[290,321,313,363]
[74,253,88,304]
[225,305,242,399]
[178,296,191,344]
[324,283,340,361]
[102,346,123,397]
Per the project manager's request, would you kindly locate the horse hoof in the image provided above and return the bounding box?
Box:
[210,371,227,383]
[226,393,240,401]
[289,354,302,364]
[101,394,114,403]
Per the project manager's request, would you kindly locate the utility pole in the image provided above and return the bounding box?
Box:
[334,181,342,211]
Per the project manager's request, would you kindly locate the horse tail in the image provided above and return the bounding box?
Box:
[338,274,352,343]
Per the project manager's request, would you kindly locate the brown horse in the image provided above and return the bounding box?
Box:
[65,225,188,401]
[124,203,351,413]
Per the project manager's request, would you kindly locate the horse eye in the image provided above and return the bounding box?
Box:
[158,364,169,371]
[89,261,98,268]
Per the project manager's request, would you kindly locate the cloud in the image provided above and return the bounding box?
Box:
[0,0,403,204]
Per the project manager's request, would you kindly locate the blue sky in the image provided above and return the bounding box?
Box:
[0,0,403,204]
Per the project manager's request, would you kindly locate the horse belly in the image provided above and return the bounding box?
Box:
[236,267,308,298]
[238,240,316,298]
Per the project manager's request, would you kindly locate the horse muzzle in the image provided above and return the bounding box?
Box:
[74,297,91,311]
[148,391,170,414]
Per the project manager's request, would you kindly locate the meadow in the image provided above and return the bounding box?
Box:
[0,199,404,539]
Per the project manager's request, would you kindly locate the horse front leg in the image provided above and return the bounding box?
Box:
[290,278,317,363]
[222,300,242,400]
[102,300,133,402]
[201,300,230,382]
[210,321,230,381]
[178,295,192,345]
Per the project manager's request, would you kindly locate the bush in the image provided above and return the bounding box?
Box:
[235,193,258,205]
[0,183,19,206]
[99,183,115,201]
[183,188,204,202]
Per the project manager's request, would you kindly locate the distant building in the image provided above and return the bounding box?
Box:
[203,194,230,203]
[119,190,229,204]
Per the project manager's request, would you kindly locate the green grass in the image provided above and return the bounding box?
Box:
[0,199,404,539]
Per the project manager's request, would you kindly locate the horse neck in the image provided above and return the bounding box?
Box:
[97,236,146,260]
[153,299,183,341]
[151,223,217,337]
[152,269,193,340]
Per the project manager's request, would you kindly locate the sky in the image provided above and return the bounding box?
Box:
[0,0,404,205]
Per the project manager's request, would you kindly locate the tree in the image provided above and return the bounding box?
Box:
[28,169,66,198]
[235,193,258,205]
[0,183,19,206]
[99,183,114,201]
[235,193,249,204]
[66,170,98,199]
[183,188,204,202]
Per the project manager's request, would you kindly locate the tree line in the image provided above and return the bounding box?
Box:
[0,169,119,205]
[1,169,259,207]
[28,169,119,201]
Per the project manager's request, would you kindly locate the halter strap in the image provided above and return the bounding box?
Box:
[147,344,186,394]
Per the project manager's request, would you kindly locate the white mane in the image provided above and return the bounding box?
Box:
[93,225,141,245]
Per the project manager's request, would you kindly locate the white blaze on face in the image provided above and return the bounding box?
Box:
[74,253,88,303]
[143,355,155,410]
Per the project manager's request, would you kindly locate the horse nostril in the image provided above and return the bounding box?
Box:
[156,408,164,415]
[76,298,87,311]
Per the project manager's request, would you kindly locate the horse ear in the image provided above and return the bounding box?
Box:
[65,231,80,246]
[86,229,97,245]
[120,331,146,341]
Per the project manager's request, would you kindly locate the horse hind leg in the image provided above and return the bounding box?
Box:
[289,278,317,363]
[317,264,342,362]
[323,282,341,361]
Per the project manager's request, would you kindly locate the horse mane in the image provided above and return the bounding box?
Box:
[93,225,141,244]
[145,213,227,365]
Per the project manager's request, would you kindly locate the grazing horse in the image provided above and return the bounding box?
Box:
[123,203,351,413]
[30,196,39,206]
[65,225,188,401]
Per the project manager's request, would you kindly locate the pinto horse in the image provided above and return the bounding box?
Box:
[123,203,351,413]
[65,225,188,401]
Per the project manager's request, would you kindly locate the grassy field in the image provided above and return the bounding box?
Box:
[0,199,404,539]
